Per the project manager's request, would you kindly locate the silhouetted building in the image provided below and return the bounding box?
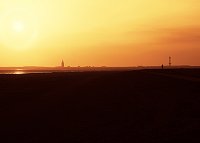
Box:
[61,60,64,68]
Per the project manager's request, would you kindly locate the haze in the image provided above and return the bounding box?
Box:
[0,0,200,67]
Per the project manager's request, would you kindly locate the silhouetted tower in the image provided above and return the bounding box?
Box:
[169,56,172,66]
[61,60,64,68]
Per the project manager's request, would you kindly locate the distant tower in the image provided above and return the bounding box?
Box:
[169,56,172,66]
[61,60,64,68]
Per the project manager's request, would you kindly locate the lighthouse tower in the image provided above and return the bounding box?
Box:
[61,60,64,68]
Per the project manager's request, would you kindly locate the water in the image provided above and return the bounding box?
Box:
[0,69,83,74]
[0,70,52,74]
[0,67,139,74]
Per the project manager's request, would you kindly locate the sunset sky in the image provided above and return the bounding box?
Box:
[0,0,200,67]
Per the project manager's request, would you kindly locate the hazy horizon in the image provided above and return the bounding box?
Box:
[0,0,200,67]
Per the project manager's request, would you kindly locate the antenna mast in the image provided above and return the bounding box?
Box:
[169,56,172,67]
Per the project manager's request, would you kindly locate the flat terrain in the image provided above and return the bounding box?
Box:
[0,69,200,143]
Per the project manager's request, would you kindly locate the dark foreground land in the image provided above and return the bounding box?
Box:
[0,69,200,143]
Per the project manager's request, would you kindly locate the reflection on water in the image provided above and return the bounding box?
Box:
[14,71,25,74]
[0,69,63,74]
[0,70,26,74]
[0,70,51,74]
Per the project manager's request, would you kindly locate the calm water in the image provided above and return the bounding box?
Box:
[0,70,53,74]
[0,69,86,74]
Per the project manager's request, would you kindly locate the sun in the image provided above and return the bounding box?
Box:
[12,20,25,33]
[0,8,38,50]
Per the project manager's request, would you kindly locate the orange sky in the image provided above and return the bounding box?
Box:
[0,0,200,67]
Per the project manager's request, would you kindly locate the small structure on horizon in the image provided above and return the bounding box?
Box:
[61,60,65,68]
[169,56,172,67]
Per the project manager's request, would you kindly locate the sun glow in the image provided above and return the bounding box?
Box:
[12,20,24,33]
[0,7,38,50]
